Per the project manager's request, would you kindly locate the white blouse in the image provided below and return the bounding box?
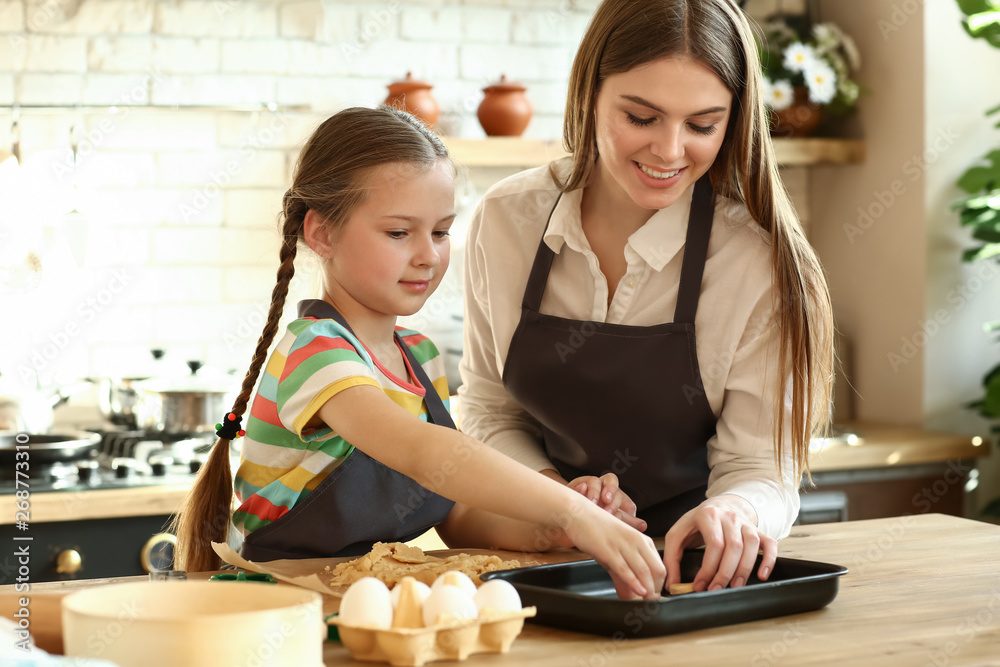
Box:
[458,159,801,539]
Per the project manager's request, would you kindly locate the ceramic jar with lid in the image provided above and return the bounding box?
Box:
[477,74,533,137]
[384,72,440,129]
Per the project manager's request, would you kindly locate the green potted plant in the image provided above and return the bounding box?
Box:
[951,0,1000,517]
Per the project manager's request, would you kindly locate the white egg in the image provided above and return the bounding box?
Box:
[390,578,431,608]
[338,577,393,629]
[430,570,478,598]
[473,579,522,614]
[421,584,478,627]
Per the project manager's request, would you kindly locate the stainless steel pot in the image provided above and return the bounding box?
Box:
[90,376,146,429]
[131,361,237,434]
[87,349,164,429]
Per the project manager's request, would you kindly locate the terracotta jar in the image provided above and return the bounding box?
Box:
[477,74,533,137]
[771,86,822,137]
[384,72,440,129]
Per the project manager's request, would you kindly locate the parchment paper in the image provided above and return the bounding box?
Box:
[210,542,556,599]
[212,541,351,597]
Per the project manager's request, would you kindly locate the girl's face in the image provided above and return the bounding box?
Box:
[592,55,732,212]
[326,160,455,321]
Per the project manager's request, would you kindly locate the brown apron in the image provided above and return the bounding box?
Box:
[240,299,456,561]
[502,176,718,536]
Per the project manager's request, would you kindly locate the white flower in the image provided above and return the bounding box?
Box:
[783,42,818,73]
[804,60,837,104]
[765,78,795,110]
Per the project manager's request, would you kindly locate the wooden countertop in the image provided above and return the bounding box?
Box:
[0,483,190,525]
[0,422,986,525]
[808,422,987,472]
[4,514,998,666]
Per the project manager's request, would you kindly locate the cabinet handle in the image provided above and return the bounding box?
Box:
[56,549,82,575]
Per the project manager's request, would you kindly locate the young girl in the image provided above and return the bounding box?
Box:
[175,106,665,600]
[459,0,835,595]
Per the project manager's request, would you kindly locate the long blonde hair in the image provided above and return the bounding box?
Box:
[558,0,834,478]
[174,106,450,572]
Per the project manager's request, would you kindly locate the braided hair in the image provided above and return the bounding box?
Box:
[174,106,450,571]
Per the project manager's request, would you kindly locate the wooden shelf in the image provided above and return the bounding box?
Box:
[441,136,864,169]
[442,137,567,168]
[773,138,866,166]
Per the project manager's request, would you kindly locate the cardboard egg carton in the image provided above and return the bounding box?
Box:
[329,607,537,667]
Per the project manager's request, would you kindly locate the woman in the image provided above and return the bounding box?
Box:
[457,0,834,593]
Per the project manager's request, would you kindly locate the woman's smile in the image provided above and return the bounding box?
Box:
[634,161,686,188]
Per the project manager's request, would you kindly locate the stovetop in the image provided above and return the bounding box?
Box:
[0,428,222,494]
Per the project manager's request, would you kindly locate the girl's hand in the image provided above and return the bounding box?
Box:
[566,473,647,532]
[563,502,666,600]
[662,495,777,592]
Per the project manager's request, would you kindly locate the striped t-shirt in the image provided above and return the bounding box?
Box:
[232,316,449,536]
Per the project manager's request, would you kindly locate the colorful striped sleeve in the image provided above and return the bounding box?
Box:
[277,318,381,440]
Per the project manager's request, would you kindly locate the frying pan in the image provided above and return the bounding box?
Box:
[0,431,100,471]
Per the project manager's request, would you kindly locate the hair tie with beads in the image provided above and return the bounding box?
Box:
[216,412,246,440]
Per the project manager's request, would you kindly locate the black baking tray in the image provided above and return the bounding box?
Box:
[481,550,847,638]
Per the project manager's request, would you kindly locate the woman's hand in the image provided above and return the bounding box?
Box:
[565,473,647,532]
[563,503,666,600]
[662,495,777,592]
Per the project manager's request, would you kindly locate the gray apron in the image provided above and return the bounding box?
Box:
[240,299,456,561]
[502,176,718,536]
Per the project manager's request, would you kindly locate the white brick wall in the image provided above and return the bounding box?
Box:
[24,35,88,72]
[0,0,797,389]
[151,37,221,73]
[89,37,154,73]
[27,0,155,35]
[221,39,291,74]
[279,2,325,41]
[150,74,278,105]
[459,43,573,82]
[153,1,278,38]
[0,2,25,32]
[74,151,158,188]
[82,73,152,105]
[18,73,84,103]
[0,74,13,104]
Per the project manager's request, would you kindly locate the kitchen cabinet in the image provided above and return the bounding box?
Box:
[442,136,865,168]
[0,486,189,584]
[803,422,987,521]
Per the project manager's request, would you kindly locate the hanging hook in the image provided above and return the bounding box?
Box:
[11,103,20,163]
[69,122,81,167]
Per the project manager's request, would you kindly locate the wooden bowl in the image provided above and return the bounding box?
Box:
[62,581,324,666]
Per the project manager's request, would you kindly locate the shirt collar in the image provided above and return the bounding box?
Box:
[541,183,695,272]
[628,185,694,271]
[542,186,585,255]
